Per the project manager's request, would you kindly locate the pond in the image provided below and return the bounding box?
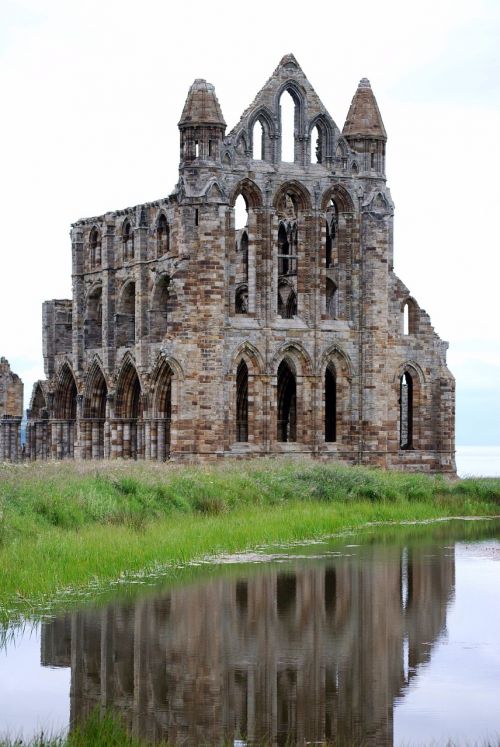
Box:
[1,519,500,746]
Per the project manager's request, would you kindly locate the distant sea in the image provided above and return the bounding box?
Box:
[456,446,500,477]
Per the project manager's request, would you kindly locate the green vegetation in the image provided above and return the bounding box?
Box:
[1,707,500,746]
[1,459,499,623]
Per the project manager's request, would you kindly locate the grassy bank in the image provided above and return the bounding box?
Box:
[1,708,500,747]
[1,459,499,623]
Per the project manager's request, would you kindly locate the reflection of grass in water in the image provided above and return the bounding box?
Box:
[1,708,500,745]
[0,459,499,626]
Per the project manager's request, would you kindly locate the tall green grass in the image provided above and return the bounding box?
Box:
[0,459,499,623]
[1,707,500,746]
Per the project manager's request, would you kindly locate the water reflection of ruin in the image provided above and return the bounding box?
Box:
[42,544,454,746]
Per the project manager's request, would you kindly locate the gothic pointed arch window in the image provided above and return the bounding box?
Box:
[150,274,172,341]
[325,364,337,442]
[325,199,337,268]
[157,214,170,257]
[280,90,296,162]
[252,119,263,160]
[277,359,296,442]
[123,220,134,261]
[116,281,136,346]
[236,359,248,442]
[89,227,101,269]
[310,125,322,164]
[399,371,414,449]
[84,285,103,348]
[402,298,418,335]
[151,359,173,460]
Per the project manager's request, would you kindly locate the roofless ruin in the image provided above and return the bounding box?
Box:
[24,55,455,471]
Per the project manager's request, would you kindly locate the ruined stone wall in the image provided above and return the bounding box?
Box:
[27,55,456,472]
[0,357,23,461]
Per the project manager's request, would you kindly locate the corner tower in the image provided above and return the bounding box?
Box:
[179,79,226,168]
[343,78,387,176]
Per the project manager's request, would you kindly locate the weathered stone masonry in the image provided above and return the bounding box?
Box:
[26,54,456,471]
[0,357,23,461]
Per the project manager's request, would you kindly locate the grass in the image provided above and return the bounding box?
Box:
[1,708,500,746]
[0,458,499,624]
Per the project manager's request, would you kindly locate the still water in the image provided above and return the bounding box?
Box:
[1,520,500,746]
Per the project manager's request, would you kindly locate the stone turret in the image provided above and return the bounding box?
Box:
[178,79,226,165]
[343,78,387,175]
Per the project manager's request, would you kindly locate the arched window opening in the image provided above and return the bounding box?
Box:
[236,359,248,442]
[195,140,200,158]
[278,282,297,319]
[310,125,322,164]
[278,219,297,276]
[277,359,296,442]
[325,220,332,268]
[89,228,101,268]
[325,199,337,269]
[117,365,141,420]
[116,362,142,460]
[278,222,289,276]
[30,385,47,420]
[82,365,107,459]
[116,282,136,346]
[326,278,338,319]
[53,365,77,458]
[84,367,107,420]
[399,371,413,449]
[403,299,418,335]
[84,286,103,349]
[157,214,170,256]
[325,364,337,442]
[234,194,248,231]
[351,162,358,175]
[235,285,248,314]
[54,366,77,421]
[150,275,172,341]
[252,120,263,160]
[280,90,295,162]
[239,230,249,281]
[123,220,134,261]
[152,360,172,460]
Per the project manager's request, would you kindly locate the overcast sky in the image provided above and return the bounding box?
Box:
[1,0,499,446]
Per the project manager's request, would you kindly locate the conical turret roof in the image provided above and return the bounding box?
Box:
[179,79,226,128]
[342,78,387,140]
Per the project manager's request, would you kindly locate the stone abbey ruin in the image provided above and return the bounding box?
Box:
[11,54,455,469]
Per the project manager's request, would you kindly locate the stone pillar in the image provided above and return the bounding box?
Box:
[360,208,390,466]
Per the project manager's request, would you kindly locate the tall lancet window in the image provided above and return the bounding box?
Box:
[280,90,295,162]
[236,360,248,442]
[325,364,337,442]
[277,360,296,442]
[399,371,413,449]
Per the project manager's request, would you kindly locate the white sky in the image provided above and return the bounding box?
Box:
[1,0,499,445]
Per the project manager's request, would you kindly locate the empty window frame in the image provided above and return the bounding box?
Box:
[236,360,248,442]
[277,360,297,442]
[123,221,134,261]
[157,214,170,256]
[399,371,413,449]
[89,228,101,268]
[325,364,336,442]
